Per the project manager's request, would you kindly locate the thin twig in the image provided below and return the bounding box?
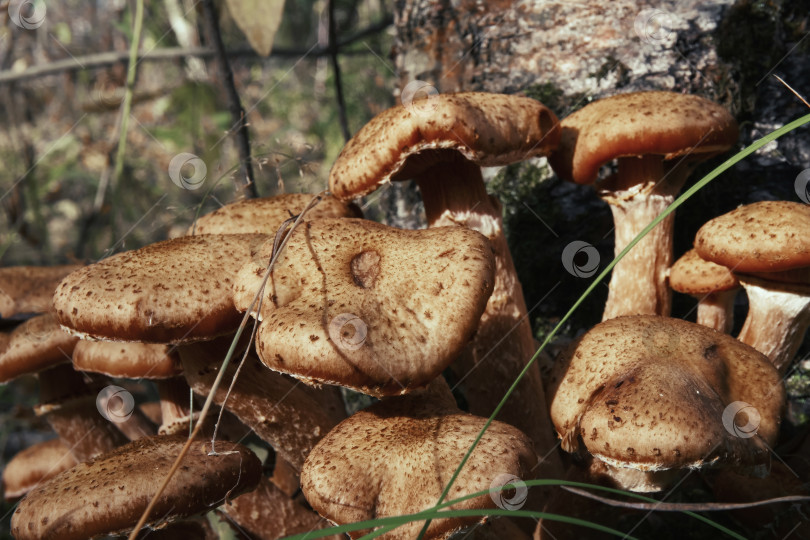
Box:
[774,74,810,109]
[328,0,351,142]
[561,486,810,512]
[0,17,394,85]
[127,192,326,539]
[200,0,257,199]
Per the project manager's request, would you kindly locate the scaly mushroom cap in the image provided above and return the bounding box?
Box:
[11,435,262,540]
[548,91,738,185]
[669,249,739,295]
[548,316,782,480]
[328,92,560,200]
[2,438,77,501]
[694,200,810,273]
[301,379,537,539]
[0,313,78,382]
[237,218,496,396]
[73,340,181,379]
[53,234,267,342]
[187,193,361,235]
[0,265,82,319]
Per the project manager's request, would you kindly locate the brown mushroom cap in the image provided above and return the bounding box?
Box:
[670,249,739,295]
[0,313,78,383]
[694,201,810,273]
[2,438,77,501]
[548,91,738,185]
[238,218,496,396]
[0,265,82,319]
[53,234,267,342]
[328,92,560,199]
[301,379,537,539]
[72,340,182,379]
[548,316,783,486]
[11,434,262,540]
[187,193,361,236]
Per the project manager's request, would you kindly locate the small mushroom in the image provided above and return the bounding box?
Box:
[236,218,496,396]
[10,434,262,540]
[301,378,537,539]
[548,315,783,492]
[548,91,738,320]
[328,91,561,466]
[695,200,810,373]
[53,234,267,343]
[187,192,361,235]
[669,249,740,333]
[2,438,77,501]
[0,264,82,319]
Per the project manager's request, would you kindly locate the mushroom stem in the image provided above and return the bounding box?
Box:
[696,289,738,334]
[737,276,810,375]
[599,156,690,321]
[37,365,129,461]
[414,159,562,476]
[155,377,197,435]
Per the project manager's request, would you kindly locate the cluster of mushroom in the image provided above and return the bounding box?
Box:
[0,88,801,539]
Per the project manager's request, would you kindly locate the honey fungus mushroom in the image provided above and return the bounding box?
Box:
[670,249,740,333]
[301,379,537,539]
[548,91,738,321]
[0,264,81,319]
[695,200,810,374]
[235,218,496,396]
[548,315,783,492]
[10,435,261,540]
[53,234,267,343]
[327,91,562,463]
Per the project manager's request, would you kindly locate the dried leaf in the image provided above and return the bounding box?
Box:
[224,0,285,57]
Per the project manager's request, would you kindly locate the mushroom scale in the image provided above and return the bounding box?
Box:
[548,315,783,492]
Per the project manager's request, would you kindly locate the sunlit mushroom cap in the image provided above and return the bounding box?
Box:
[548,316,783,481]
[695,200,810,273]
[187,193,361,235]
[0,265,82,319]
[301,379,537,539]
[669,249,739,295]
[238,218,496,396]
[328,92,560,199]
[53,234,267,343]
[11,435,262,540]
[549,91,738,185]
[2,438,77,501]
[0,313,78,383]
[72,340,181,379]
